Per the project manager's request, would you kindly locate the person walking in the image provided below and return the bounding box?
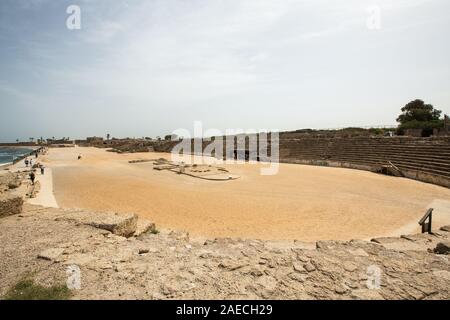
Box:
[29,171,35,185]
[25,158,29,167]
[40,165,45,175]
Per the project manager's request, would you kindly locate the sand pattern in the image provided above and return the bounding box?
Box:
[44,146,450,241]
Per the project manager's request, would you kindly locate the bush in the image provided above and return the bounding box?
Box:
[398,119,444,130]
[2,278,71,300]
[397,120,444,136]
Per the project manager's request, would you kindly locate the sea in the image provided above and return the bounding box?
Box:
[0,147,35,166]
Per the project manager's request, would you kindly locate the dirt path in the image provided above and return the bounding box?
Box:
[27,167,58,208]
[46,147,450,241]
[6,151,58,208]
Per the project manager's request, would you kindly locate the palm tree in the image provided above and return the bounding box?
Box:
[16,139,19,144]
[107,133,110,140]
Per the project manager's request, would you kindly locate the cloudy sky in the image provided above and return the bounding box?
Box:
[0,0,449,141]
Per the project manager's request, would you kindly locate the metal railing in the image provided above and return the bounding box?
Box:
[418,208,433,234]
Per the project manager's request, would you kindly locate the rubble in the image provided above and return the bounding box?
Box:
[0,194,23,218]
[0,203,449,300]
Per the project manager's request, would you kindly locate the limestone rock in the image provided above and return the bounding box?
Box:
[219,259,249,271]
[371,237,402,244]
[8,178,22,189]
[38,248,65,261]
[0,194,23,218]
[343,261,358,272]
[293,262,306,273]
[293,240,316,250]
[57,210,138,237]
[134,219,156,236]
[0,172,21,190]
[440,225,450,232]
[434,242,450,255]
[88,213,138,237]
[351,289,384,300]
[316,240,345,250]
[347,248,369,257]
[64,253,96,266]
[335,286,348,294]
[432,270,450,281]
[304,262,316,272]
[296,254,310,263]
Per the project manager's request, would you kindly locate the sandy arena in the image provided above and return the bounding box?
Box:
[37,147,450,241]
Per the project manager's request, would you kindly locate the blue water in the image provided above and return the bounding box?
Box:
[0,147,34,165]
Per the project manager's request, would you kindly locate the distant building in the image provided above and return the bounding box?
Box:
[86,136,104,143]
[47,138,74,144]
[404,129,424,137]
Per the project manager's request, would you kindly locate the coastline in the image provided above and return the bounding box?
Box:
[0,162,13,169]
[1,145,58,208]
[0,145,42,168]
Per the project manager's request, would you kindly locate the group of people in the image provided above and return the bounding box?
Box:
[24,154,45,186]
[24,158,33,167]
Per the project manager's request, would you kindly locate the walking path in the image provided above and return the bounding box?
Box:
[28,167,58,208]
[8,153,58,208]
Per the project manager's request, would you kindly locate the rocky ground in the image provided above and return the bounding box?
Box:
[0,199,449,300]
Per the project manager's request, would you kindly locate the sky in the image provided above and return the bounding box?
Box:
[0,0,449,142]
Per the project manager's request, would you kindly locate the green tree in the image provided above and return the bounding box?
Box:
[396,99,442,124]
[396,99,444,136]
[164,134,178,141]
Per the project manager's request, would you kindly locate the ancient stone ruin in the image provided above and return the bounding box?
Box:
[0,194,23,218]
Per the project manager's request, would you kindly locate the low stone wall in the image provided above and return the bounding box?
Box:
[280,158,450,188]
[280,159,376,172]
[0,194,23,218]
[401,169,450,189]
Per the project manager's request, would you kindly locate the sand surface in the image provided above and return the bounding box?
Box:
[41,146,450,241]
[6,153,58,208]
[27,166,58,208]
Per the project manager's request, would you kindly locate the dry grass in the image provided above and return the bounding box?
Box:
[2,278,71,300]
